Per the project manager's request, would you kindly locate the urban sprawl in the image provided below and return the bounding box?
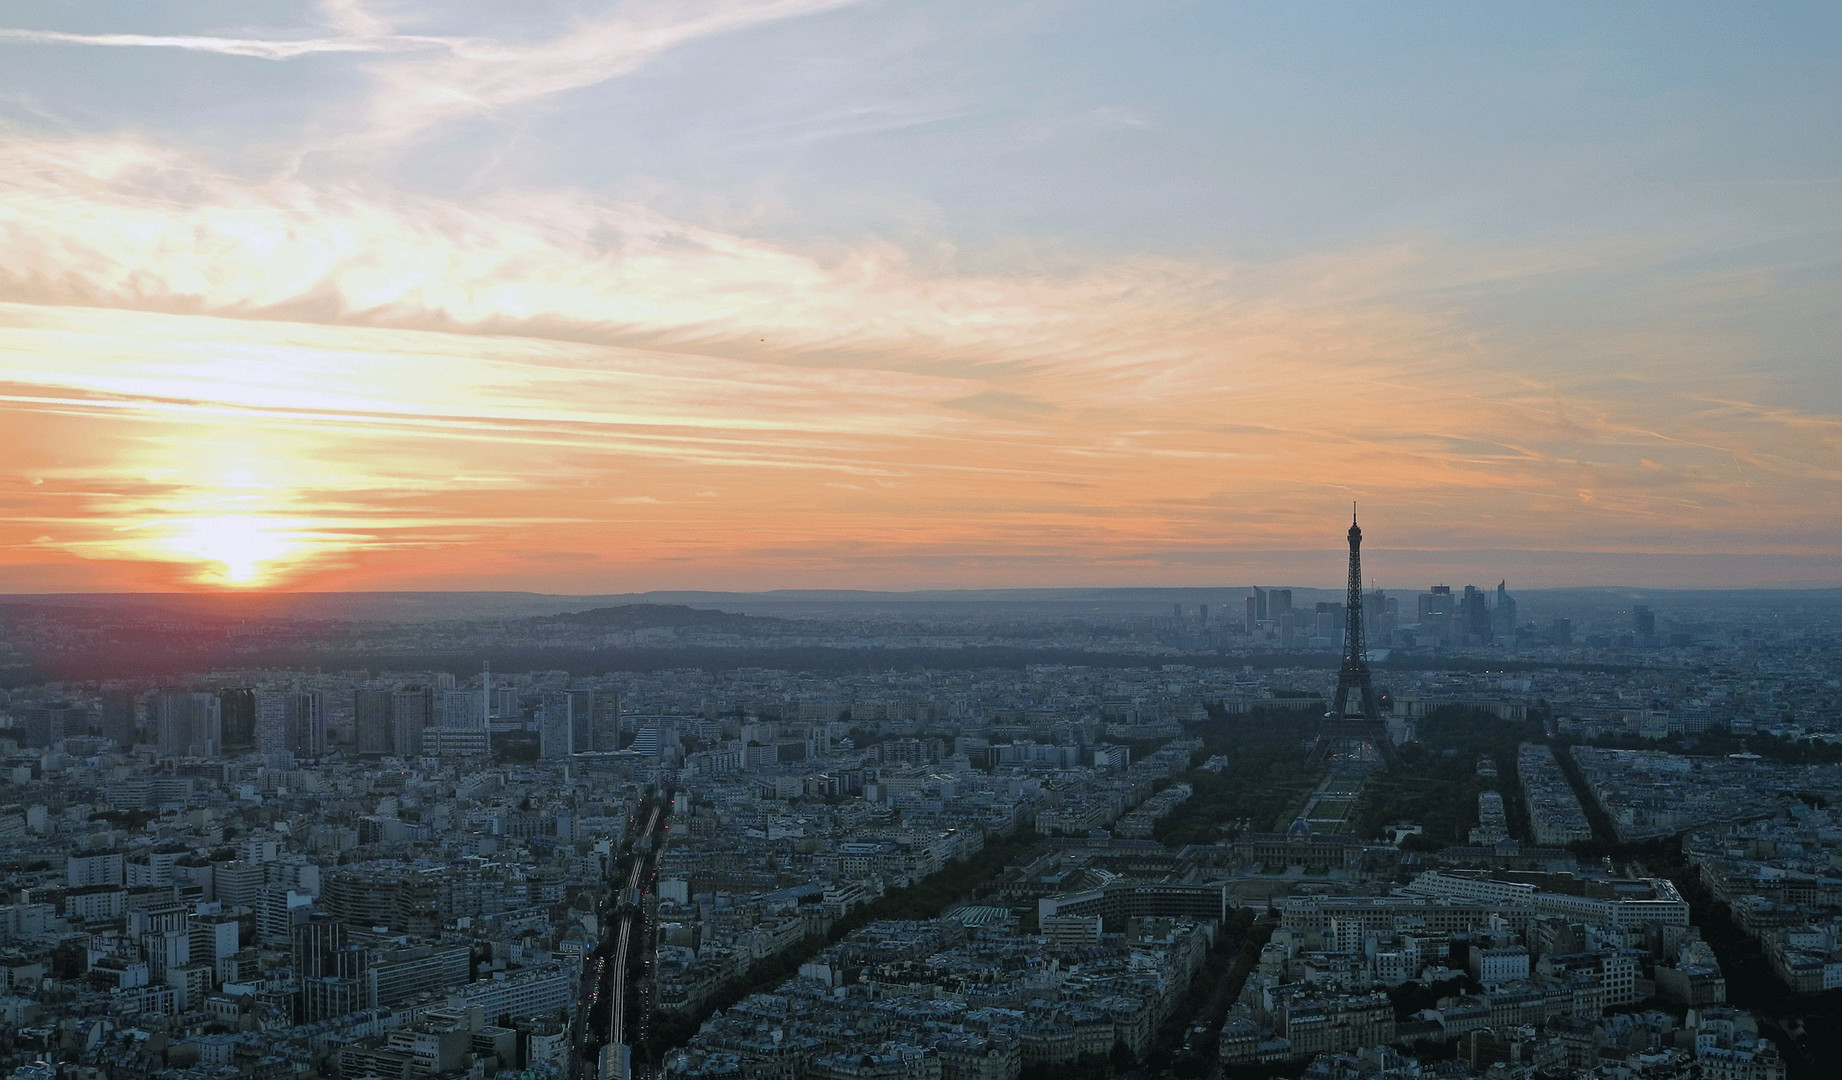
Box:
[1,578,1840,1080]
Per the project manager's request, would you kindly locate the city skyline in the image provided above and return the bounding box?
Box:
[1,2,1839,592]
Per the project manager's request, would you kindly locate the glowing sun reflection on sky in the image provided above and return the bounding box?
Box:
[89,463,353,589]
[158,515,320,587]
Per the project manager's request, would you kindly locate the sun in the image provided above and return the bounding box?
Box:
[164,515,311,588]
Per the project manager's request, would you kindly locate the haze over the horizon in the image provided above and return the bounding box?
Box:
[1,2,1838,593]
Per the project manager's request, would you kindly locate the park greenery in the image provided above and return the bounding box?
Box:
[1153,708,1324,847]
[1352,707,1542,846]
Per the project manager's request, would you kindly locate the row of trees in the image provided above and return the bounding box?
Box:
[1163,910,1274,1078]
[1568,728,1842,766]
[1352,707,1542,847]
[1153,709,1324,846]
[646,830,1041,1054]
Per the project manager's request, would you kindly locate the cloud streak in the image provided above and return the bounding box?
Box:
[0,27,431,59]
[0,136,1269,377]
[1,0,862,142]
[365,0,862,137]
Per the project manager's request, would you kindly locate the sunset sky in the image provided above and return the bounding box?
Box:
[1,1,1839,592]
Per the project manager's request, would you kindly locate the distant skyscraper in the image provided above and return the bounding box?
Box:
[156,691,220,758]
[100,691,139,748]
[1245,594,1260,634]
[1314,601,1344,642]
[1493,581,1517,638]
[289,689,326,755]
[1634,605,1656,641]
[218,688,257,751]
[21,704,83,747]
[1364,588,1390,643]
[536,688,623,755]
[1462,585,1491,641]
[539,691,574,759]
[256,693,285,756]
[440,689,485,729]
[591,690,621,752]
[1418,585,1454,644]
[559,689,603,753]
[353,690,393,756]
[257,691,324,759]
[390,687,433,757]
[1269,589,1293,619]
[1252,586,1268,622]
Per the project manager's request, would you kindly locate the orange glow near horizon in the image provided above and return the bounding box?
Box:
[3,288,1838,594]
[52,456,354,589]
[156,515,322,588]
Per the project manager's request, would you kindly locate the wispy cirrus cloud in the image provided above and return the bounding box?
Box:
[0,135,1273,375]
[0,0,864,142]
[362,0,865,138]
[0,27,432,60]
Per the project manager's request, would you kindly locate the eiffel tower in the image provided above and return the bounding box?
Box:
[1317,508,1389,759]
[1331,508,1378,720]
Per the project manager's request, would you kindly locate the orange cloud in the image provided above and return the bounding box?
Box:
[0,137,1836,591]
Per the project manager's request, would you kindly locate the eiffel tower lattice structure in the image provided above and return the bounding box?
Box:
[1318,509,1391,757]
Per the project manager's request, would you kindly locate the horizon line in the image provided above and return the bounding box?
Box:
[5,582,1842,600]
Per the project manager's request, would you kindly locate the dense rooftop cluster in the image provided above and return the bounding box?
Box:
[0,588,1838,1078]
